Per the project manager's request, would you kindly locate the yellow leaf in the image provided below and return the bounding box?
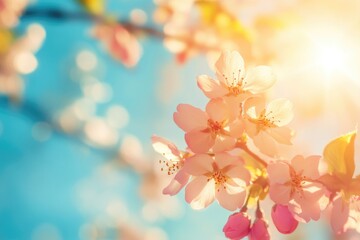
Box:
[323,130,356,182]
[78,0,104,15]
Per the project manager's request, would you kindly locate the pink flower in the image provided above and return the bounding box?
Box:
[223,212,251,240]
[267,155,328,222]
[244,97,294,156]
[197,50,276,99]
[271,204,298,234]
[93,23,141,68]
[249,218,270,240]
[151,135,191,196]
[184,153,250,210]
[173,98,244,153]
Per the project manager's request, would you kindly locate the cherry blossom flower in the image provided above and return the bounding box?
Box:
[152,135,191,196]
[267,155,328,222]
[197,50,276,99]
[183,153,250,210]
[93,23,141,68]
[244,97,294,156]
[223,212,251,239]
[271,204,298,234]
[173,98,244,153]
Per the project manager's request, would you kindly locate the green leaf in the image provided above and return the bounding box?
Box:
[323,130,356,182]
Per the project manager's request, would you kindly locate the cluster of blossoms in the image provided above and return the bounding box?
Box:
[153,50,360,239]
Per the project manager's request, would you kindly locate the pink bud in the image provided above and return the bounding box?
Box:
[271,204,298,234]
[223,212,251,240]
[249,218,270,240]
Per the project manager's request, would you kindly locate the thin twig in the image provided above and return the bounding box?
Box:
[237,142,268,167]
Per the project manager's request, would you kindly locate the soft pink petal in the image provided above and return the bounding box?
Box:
[216,188,246,211]
[265,99,294,127]
[206,98,230,122]
[173,104,208,132]
[185,176,215,210]
[249,218,270,240]
[244,97,266,118]
[244,119,259,137]
[151,135,181,159]
[183,154,214,176]
[243,65,276,94]
[291,155,321,179]
[292,184,325,222]
[214,153,242,170]
[268,126,294,145]
[197,75,227,99]
[185,130,214,153]
[331,195,350,234]
[252,131,278,157]
[163,169,191,195]
[226,119,245,138]
[269,183,291,205]
[267,162,291,184]
[226,166,251,187]
[211,135,236,153]
[215,50,245,87]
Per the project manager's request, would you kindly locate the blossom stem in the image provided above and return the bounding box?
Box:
[237,142,268,167]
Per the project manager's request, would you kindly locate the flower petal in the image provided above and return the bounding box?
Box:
[197,74,227,99]
[206,98,230,122]
[215,50,245,87]
[269,183,291,205]
[183,154,213,176]
[266,98,294,127]
[173,104,208,132]
[267,161,291,184]
[185,176,215,210]
[212,135,236,153]
[268,126,294,145]
[163,169,191,195]
[185,129,214,153]
[151,135,181,160]
[291,155,321,179]
[216,188,246,211]
[243,65,276,94]
[252,131,278,157]
[331,195,350,234]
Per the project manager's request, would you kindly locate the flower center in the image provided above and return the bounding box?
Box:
[222,70,246,96]
[250,110,279,129]
[208,170,228,191]
[159,158,183,175]
[290,170,306,196]
[208,119,223,135]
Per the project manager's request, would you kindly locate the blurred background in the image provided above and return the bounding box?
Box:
[0,0,359,239]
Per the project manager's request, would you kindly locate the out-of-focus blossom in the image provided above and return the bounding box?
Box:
[93,23,141,68]
[223,211,251,240]
[173,99,244,153]
[245,97,294,156]
[151,135,191,195]
[0,24,45,100]
[267,155,328,222]
[271,204,298,234]
[154,0,254,63]
[249,218,270,240]
[197,50,276,99]
[183,153,250,210]
[0,0,28,28]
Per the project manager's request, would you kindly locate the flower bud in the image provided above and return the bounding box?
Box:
[223,212,251,239]
[249,218,270,240]
[271,204,298,234]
